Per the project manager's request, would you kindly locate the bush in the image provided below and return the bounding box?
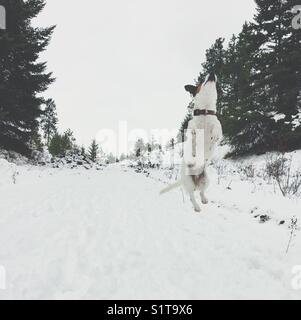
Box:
[265,154,301,197]
[239,164,256,180]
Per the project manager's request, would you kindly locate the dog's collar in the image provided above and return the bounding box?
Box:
[193,109,217,116]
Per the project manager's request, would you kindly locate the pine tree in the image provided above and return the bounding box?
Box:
[136,148,141,158]
[64,129,76,150]
[48,130,75,157]
[80,146,86,157]
[48,134,62,157]
[0,0,55,155]
[119,153,127,161]
[40,99,58,146]
[147,143,152,153]
[222,23,261,155]
[134,138,145,158]
[250,0,301,153]
[88,139,99,163]
[106,153,116,164]
[29,131,44,152]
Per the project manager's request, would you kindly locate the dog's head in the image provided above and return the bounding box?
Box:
[192,72,217,111]
[185,72,217,95]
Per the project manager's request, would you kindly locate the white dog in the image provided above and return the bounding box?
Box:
[161,73,223,212]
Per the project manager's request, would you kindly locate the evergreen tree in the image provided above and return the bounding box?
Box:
[48,134,62,157]
[251,0,301,152]
[29,131,44,152]
[80,146,86,157]
[0,0,55,155]
[88,139,99,162]
[136,148,141,158]
[106,153,116,164]
[48,129,75,157]
[134,138,146,158]
[147,143,152,154]
[40,99,58,146]
[222,23,261,155]
[119,153,127,161]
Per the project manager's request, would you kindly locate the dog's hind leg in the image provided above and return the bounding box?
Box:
[200,189,208,205]
[181,163,201,212]
[183,176,201,212]
[200,171,209,204]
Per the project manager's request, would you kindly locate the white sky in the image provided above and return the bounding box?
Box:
[35,0,257,151]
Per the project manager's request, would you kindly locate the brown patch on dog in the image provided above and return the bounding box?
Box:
[191,172,205,187]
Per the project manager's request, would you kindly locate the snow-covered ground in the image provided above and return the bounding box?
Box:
[0,149,301,300]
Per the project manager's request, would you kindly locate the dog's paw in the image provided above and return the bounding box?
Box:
[201,198,209,204]
[194,206,201,213]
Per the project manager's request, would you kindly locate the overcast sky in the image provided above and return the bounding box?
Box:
[35,0,256,152]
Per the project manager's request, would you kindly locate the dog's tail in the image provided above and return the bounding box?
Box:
[160,181,182,195]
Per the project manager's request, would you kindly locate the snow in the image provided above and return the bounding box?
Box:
[272,113,286,122]
[0,149,301,300]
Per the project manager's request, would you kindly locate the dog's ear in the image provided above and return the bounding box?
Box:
[184,85,198,97]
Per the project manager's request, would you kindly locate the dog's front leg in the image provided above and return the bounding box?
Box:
[189,192,201,212]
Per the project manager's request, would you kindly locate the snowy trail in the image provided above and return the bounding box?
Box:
[0,164,300,299]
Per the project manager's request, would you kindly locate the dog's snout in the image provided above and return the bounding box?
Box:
[207,72,216,82]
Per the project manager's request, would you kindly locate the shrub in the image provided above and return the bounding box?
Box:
[265,154,301,197]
